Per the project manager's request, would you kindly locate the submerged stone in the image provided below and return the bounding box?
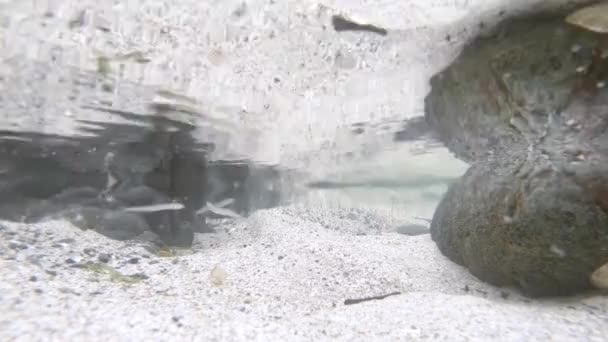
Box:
[426,7,608,297]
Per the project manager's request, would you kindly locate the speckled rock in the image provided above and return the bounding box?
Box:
[425,10,603,163]
[427,7,608,297]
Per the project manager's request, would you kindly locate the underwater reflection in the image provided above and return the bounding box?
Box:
[0,112,283,247]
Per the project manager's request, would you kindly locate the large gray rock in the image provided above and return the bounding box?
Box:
[425,10,601,163]
[426,8,608,297]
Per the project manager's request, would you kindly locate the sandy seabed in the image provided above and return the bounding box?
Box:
[1,205,606,341]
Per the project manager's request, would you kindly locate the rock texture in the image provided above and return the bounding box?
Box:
[426,7,608,297]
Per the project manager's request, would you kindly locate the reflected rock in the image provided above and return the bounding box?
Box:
[0,59,285,248]
[57,206,150,241]
[0,116,206,246]
[0,114,285,247]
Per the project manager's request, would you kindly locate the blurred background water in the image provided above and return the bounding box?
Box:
[0,0,496,238]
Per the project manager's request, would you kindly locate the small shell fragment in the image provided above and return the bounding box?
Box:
[591,262,608,289]
[209,265,228,287]
[550,244,566,258]
[566,3,608,33]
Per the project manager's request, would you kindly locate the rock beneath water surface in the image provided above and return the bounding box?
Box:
[396,224,429,236]
[48,206,150,241]
[96,210,151,241]
[0,122,283,247]
[25,186,118,222]
[426,7,608,297]
[0,124,204,247]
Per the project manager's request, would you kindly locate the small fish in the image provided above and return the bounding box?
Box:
[124,202,185,213]
[213,198,235,208]
[155,89,199,105]
[209,265,228,287]
[149,97,200,116]
[196,199,240,219]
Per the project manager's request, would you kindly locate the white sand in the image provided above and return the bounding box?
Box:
[1,206,606,341]
[1,0,606,340]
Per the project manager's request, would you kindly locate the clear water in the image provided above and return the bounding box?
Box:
[2,0,579,231]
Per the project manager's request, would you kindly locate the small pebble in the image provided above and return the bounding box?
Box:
[128,257,139,264]
[65,256,81,264]
[29,275,38,282]
[591,262,608,289]
[83,248,96,256]
[98,254,111,263]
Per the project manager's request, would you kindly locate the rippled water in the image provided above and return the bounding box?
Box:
[5,0,562,239]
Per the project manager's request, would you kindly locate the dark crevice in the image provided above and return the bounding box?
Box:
[331,15,388,36]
